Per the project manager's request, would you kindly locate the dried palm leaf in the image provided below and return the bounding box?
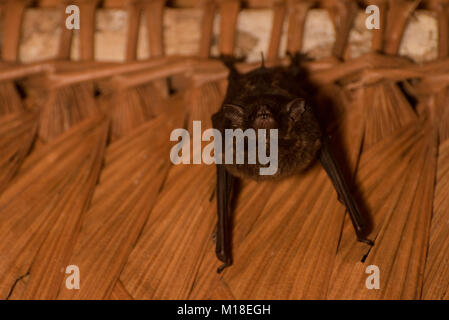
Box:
[38,82,101,143]
[119,163,216,300]
[0,64,54,127]
[109,280,134,300]
[0,111,37,195]
[98,81,162,142]
[49,58,189,299]
[362,81,417,150]
[96,59,196,141]
[0,65,52,195]
[117,72,226,299]
[0,116,107,299]
[55,115,173,299]
[324,32,433,297]
[186,77,224,133]
[421,88,449,299]
[0,81,24,115]
[327,120,435,299]
[187,179,276,299]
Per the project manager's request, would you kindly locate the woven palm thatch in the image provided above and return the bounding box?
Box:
[0,111,37,195]
[0,116,108,299]
[1,0,449,300]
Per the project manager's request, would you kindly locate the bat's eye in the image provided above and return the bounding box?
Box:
[256,105,272,120]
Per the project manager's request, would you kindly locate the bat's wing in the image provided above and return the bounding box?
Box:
[319,136,373,245]
[215,163,234,273]
[212,111,235,273]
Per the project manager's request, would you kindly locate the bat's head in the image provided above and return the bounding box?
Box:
[215,66,322,179]
[222,95,307,136]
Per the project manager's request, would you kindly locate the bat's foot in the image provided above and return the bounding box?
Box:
[357,237,374,246]
[217,261,232,274]
[216,250,232,273]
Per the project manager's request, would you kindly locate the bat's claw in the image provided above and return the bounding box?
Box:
[217,261,232,274]
[357,237,374,246]
[216,250,232,273]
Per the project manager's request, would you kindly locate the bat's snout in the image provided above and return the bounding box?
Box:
[253,105,277,130]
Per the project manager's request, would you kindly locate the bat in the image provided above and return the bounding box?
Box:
[211,54,373,273]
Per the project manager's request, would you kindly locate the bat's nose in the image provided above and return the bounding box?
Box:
[259,112,270,119]
[256,105,273,121]
[254,106,277,130]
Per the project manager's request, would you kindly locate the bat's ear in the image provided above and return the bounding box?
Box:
[286,98,305,122]
[223,104,245,125]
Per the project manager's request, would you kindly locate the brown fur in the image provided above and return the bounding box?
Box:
[212,63,322,180]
